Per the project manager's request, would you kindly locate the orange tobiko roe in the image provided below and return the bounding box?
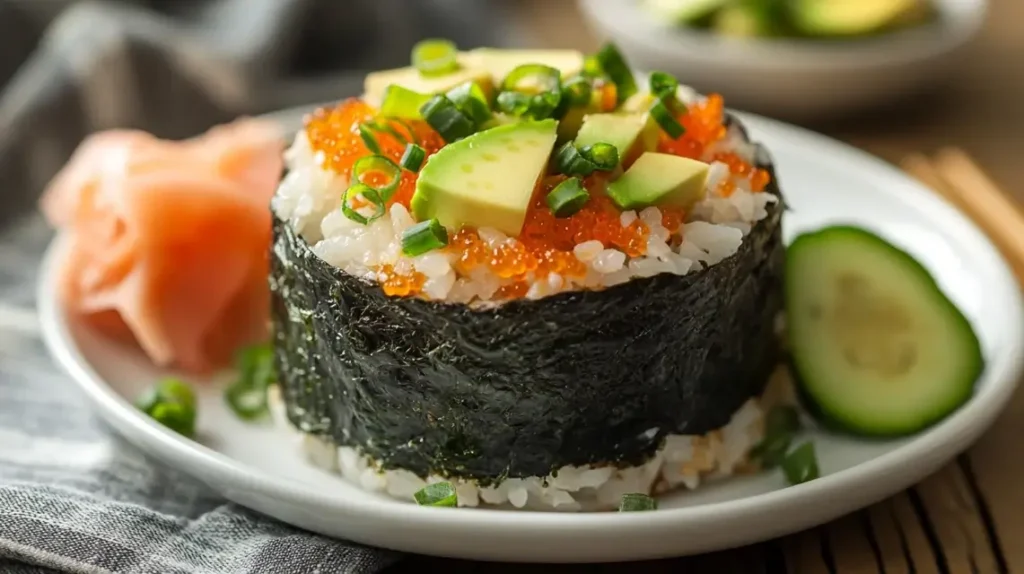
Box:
[304,94,768,299]
[657,94,772,197]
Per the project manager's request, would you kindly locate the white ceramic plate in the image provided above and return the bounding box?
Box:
[39,108,1024,563]
[577,0,987,121]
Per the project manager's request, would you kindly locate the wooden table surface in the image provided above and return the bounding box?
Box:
[390,1,1023,571]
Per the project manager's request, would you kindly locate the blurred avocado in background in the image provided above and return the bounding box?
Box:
[643,0,939,39]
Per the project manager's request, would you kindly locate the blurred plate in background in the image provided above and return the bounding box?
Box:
[577,0,986,121]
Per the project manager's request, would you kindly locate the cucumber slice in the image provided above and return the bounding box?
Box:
[643,0,727,26]
[786,225,983,437]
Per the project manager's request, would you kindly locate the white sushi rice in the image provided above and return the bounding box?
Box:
[268,383,780,511]
[271,92,778,307]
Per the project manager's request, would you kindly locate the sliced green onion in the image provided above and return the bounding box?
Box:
[420,95,476,143]
[554,141,620,177]
[582,54,604,78]
[501,64,561,95]
[412,39,459,77]
[782,441,820,485]
[649,71,679,99]
[401,218,449,256]
[650,98,685,139]
[380,85,431,119]
[562,76,593,107]
[546,177,590,218]
[136,378,197,437]
[496,91,531,116]
[595,42,638,104]
[618,493,658,512]
[446,81,492,127]
[414,482,458,507]
[352,154,402,201]
[358,123,383,154]
[400,144,426,173]
[224,342,276,421]
[341,183,386,225]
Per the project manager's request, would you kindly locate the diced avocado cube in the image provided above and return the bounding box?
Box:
[411,120,559,237]
[607,152,710,211]
[791,0,926,36]
[363,55,495,108]
[574,113,657,169]
[464,48,585,84]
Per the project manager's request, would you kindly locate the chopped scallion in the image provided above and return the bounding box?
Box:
[420,95,476,143]
[782,441,820,485]
[595,42,638,104]
[413,482,458,507]
[496,91,531,116]
[341,183,386,225]
[562,76,593,107]
[546,177,590,218]
[224,342,276,421]
[135,378,197,437]
[352,154,402,201]
[401,218,449,256]
[618,493,658,512]
[400,144,426,173]
[446,81,492,127]
[649,71,679,99]
[750,431,793,469]
[358,123,382,154]
[412,38,459,77]
[650,98,685,139]
[553,141,620,177]
[501,63,561,95]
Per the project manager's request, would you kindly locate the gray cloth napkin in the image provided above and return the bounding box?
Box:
[0,0,526,572]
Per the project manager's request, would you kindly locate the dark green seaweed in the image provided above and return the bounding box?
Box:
[270,113,785,482]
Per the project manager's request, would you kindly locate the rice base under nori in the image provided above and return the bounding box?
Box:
[269,63,786,509]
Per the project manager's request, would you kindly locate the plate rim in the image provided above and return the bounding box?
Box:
[37,109,1024,562]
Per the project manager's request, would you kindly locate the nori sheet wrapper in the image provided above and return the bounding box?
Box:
[270,113,786,482]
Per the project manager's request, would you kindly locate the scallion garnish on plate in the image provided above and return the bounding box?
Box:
[649,71,679,100]
[750,405,802,469]
[414,482,458,507]
[782,441,820,485]
[546,177,590,218]
[135,377,197,437]
[412,38,459,77]
[619,493,658,512]
[420,94,476,143]
[402,218,449,257]
[224,342,277,421]
[561,76,594,108]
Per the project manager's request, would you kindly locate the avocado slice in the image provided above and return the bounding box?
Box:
[363,55,494,108]
[714,4,773,37]
[411,120,559,237]
[643,0,727,25]
[464,48,584,85]
[791,0,925,36]
[606,152,710,211]
[574,113,657,169]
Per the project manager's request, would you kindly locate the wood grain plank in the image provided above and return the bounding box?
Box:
[824,512,881,574]
[890,491,943,574]
[784,528,832,574]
